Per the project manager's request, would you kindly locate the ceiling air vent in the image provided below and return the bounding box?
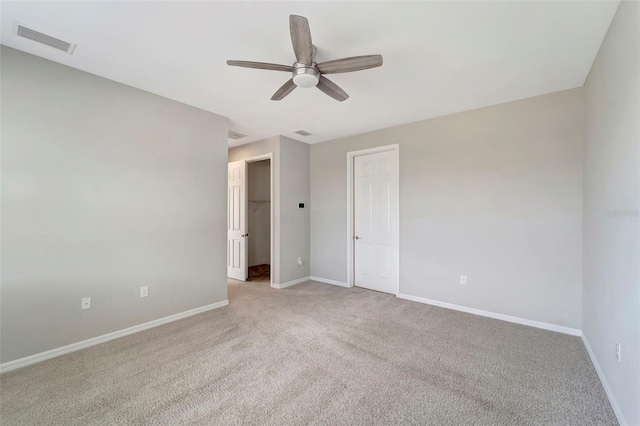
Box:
[294,130,312,137]
[228,131,247,140]
[13,22,76,54]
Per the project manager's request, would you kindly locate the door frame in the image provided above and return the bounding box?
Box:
[235,153,274,286]
[346,144,400,294]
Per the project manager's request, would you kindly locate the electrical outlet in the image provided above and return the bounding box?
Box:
[140,286,149,298]
[615,342,621,362]
[460,275,467,285]
[81,297,91,310]
[297,257,303,266]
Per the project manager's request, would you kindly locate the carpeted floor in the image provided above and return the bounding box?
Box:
[0,279,617,425]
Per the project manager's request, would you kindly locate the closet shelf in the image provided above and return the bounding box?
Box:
[249,200,270,213]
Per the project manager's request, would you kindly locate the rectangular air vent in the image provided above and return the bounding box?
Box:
[294,130,312,136]
[13,22,76,54]
[228,131,247,140]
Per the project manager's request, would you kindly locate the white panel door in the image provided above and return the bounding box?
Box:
[227,160,247,281]
[354,150,398,294]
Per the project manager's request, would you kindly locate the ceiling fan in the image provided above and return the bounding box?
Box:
[227,15,383,102]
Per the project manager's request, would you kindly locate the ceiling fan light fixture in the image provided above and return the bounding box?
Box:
[292,65,320,88]
[226,15,382,101]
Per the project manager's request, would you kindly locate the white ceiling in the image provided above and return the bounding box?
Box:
[1,1,619,146]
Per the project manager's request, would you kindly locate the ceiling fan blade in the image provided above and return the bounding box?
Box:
[227,60,294,72]
[317,76,349,102]
[289,15,313,65]
[271,79,297,101]
[317,55,383,74]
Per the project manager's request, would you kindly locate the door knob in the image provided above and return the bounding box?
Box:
[354,236,362,240]
[241,233,248,237]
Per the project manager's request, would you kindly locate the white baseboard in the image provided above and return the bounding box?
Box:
[310,276,350,288]
[396,293,582,336]
[582,335,626,426]
[0,300,229,374]
[271,276,310,289]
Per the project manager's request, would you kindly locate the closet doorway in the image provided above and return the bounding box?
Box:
[227,153,273,284]
[247,158,271,282]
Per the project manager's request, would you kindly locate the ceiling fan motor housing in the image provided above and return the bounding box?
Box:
[292,63,320,88]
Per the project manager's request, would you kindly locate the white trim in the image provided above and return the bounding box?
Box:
[236,153,274,286]
[582,335,626,426]
[243,153,273,163]
[271,276,310,289]
[0,300,229,374]
[397,293,582,336]
[347,144,400,294]
[310,276,350,288]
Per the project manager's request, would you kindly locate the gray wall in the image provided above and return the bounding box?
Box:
[279,136,311,283]
[229,136,310,284]
[0,47,229,363]
[311,88,583,329]
[582,1,640,424]
[247,160,271,266]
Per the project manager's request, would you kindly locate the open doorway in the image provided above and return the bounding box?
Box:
[247,159,271,282]
[227,153,273,285]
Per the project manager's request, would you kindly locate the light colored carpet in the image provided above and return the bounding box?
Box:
[0,279,617,425]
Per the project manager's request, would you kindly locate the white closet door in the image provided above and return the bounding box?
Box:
[227,160,247,281]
